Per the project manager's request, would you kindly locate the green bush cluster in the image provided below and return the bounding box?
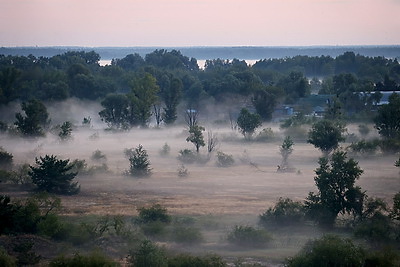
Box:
[216,151,234,167]
[259,197,305,227]
[227,225,272,248]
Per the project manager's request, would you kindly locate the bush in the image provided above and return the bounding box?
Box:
[0,247,16,267]
[177,149,197,164]
[91,150,107,162]
[128,145,152,177]
[216,151,234,167]
[259,198,305,227]
[168,253,226,267]
[29,155,80,195]
[137,204,171,224]
[0,147,13,170]
[159,143,170,156]
[227,225,272,248]
[177,164,189,177]
[50,251,118,267]
[128,240,167,267]
[171,225,203,244]
[379,138,400,154]
[347,139,380,156]
[287,235,365,267]
[255,128,274,142]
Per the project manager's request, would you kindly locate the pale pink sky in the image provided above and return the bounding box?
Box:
[1,0,399,46]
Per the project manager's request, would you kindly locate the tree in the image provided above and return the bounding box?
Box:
[237,108,262,139]
[128,145,152,177]
[15,99,50,137]
[307,119,346,156]
[99,93,130,130]
[162,77,182,125]
[279,136,294,170]
[29,155,80,195]
[128,73,160,127]
[58,121,72,141]
[305,151,364,226]
[186,125,205,153]
[287,235,365,267]
[374,93,400,140]
[252,86,280,121]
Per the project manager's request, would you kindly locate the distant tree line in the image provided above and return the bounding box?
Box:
[0,49,399,129]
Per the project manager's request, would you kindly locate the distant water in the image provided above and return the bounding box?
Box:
[1,46,400,60]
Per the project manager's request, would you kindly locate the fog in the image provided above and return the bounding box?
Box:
[1,99,399,264]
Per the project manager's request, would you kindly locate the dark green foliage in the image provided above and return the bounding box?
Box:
[347,139,380,156]
[29,155,80,195]
[255,127,275,142]
[237,108,262,139]
[216,151,234,167]
[58,121,72,141]
[251,86,280,121]
[0,147,13,170]
[13,240,41,266]
[171,225,203,244]
[128,240,168,267]
[286,235,365,267]
[186,125,205,153]
[99,93,130,130]
[374,93,400,140]
[391,192,400,221]
[162,77,182,125]
[177,149,197,164]
[168,253,226,267]
[91,149,107,161]
[259,198,304,227]
[227,225,272,248]
[159,143,170,156]
[280,136,294,169]
[50,251,119,267]
[14,99,50,137]
[364,247,400,267]
[128,145,152,177]
[137,204,171,224]
[307,119,346,155]
[0,247,16,267]
[305,151,364,227]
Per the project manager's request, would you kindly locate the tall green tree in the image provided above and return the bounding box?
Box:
[252,86,280,121]
[374,93,400,140]
[237,108,262,139]
[307,119,346,156]
[128,73,159,127]
[99,93,130,129]
[186,125,205,153]
[162,77,182,125]
[15,99,50,136]
[305,151,364,226]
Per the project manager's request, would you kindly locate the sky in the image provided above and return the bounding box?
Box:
[1,0,399,47]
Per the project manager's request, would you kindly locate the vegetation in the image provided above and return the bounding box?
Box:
[29,155,80,195]
[307,119,346,156]
[216,151,234,167]
[259,197,304,227]
[186,125,205,153]
[305,151,364,227]
[279,136,294,169]
[237,108,262,139]
[14,99,50,137]
[227,225,272,248]
[128,145,152,177]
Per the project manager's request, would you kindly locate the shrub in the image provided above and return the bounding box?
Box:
[159,143,170,156]
[255,128,274,142]
[50,251,118,267]
[0,147,13,170]
[91,150,107,161]
[286,235,365,267]
[137,204,171,224]
[128,240,168,267]
[171,225,203,244]
[227,225,272,248]
[177,164,189,177]
[128,145,152,177]
[347,139,380,156]
[29,155,80,195]
[358,124,370,137]
[13,240,41,266]
[0,247,16,267]
[177,149,197,164]
[259,198,305,227]
[168,253,226,267]
[216,151,234,167]
[364,247,400,267]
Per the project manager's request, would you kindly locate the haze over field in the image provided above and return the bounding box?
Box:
[1,0,400,47]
